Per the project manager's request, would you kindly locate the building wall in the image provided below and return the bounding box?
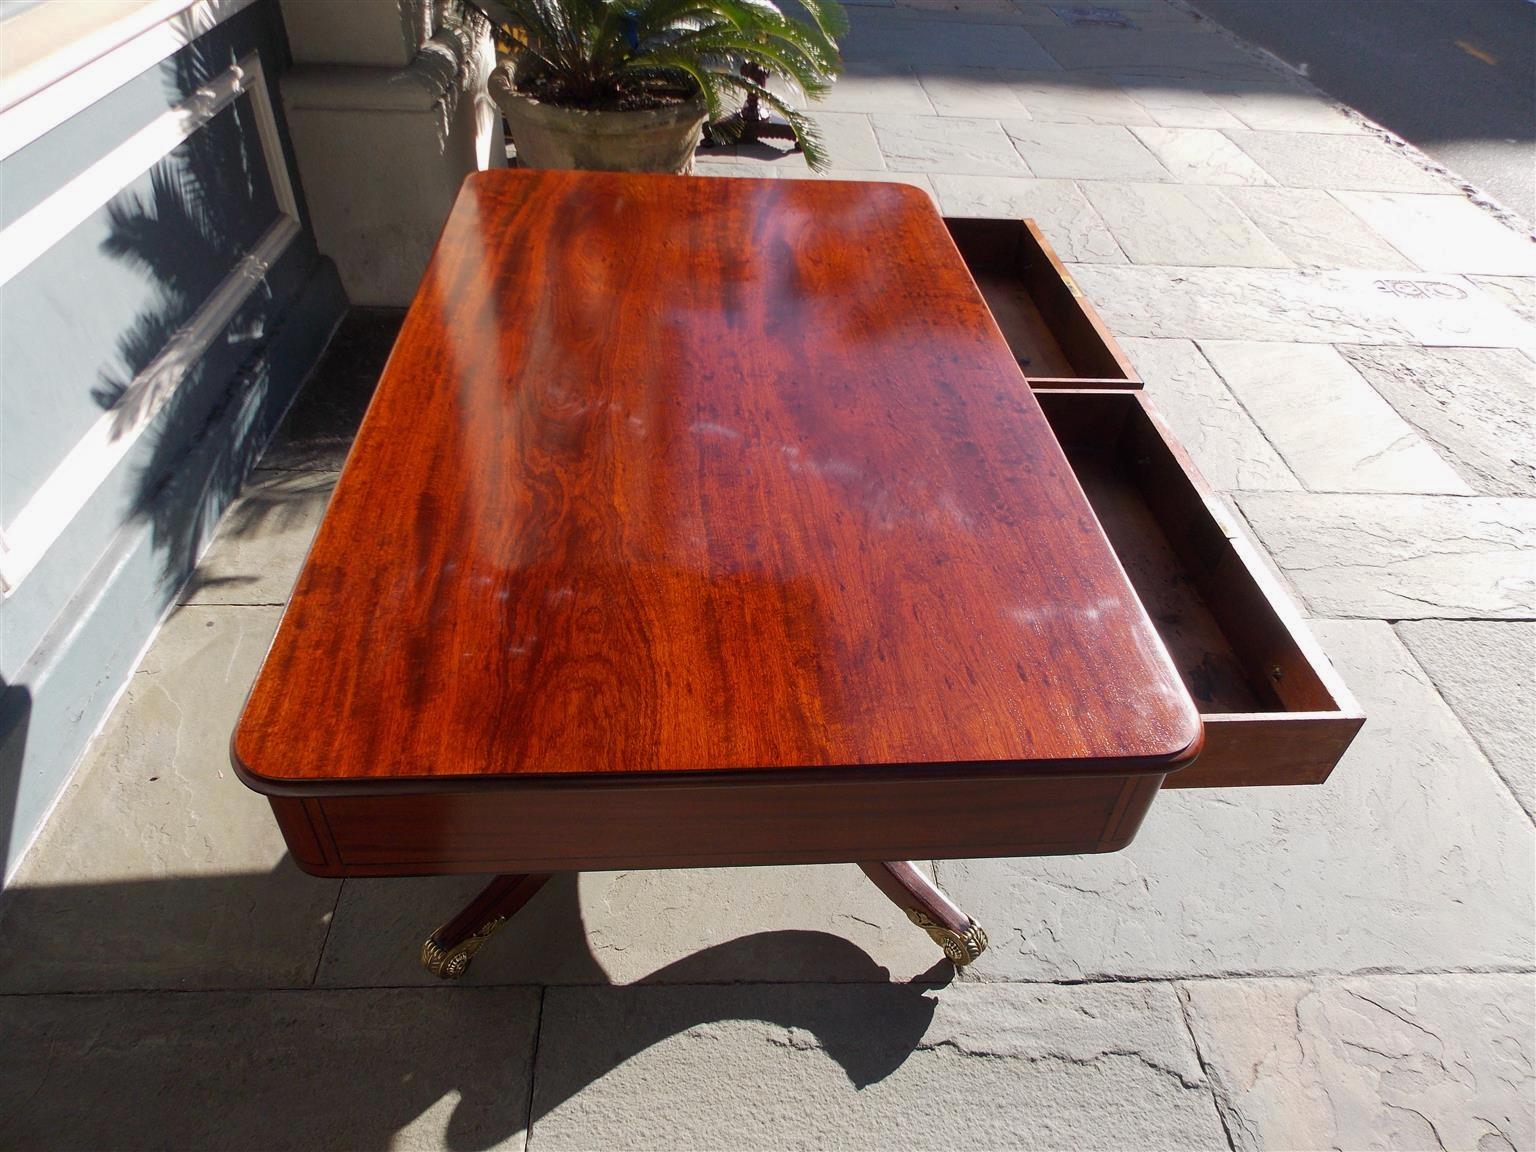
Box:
[0,0,347,878]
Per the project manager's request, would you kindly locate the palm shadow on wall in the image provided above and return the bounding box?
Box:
[90,33,332,601]
[2,21,305,882]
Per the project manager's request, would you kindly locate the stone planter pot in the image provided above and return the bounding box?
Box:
[489,61,707,174]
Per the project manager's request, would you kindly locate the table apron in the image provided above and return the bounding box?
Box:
[269,771,1164,877]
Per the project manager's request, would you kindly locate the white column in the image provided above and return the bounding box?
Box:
[279,0,504,306]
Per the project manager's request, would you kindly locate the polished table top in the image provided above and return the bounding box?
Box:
[234,170,1199,789]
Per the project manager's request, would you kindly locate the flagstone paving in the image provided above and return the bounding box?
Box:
[1331,190,1536,277]
[1071,264,1536,346]
[1237,493,1535,619]
[1220,184,1417,269]
[1118,336,1298,492]
[1081,182,1288,265]
[929,173,1127,261]
[1339,344,1536,498]
[938,619,1535,982]
[0,988,540,1150]
[1472,273,1536,325]
[1395,620,1535,821]
[1198,341,1473,493]
[1183,974,1535,1152]
[2,1,1532,1148]
[527,983,1231,1151]
[1004,119,1175,179]
[1128,125,1275,184]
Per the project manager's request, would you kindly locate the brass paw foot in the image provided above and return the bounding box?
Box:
[421,915,508,979]
[907,909,988,967]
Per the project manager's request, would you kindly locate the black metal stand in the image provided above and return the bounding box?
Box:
[702,63,800,151]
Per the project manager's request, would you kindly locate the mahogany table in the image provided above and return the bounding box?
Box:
[233,169,1213,978]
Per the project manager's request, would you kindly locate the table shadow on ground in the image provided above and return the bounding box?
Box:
[0,863,951,1151]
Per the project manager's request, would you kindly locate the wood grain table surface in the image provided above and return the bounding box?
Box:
[233,170,1200,792]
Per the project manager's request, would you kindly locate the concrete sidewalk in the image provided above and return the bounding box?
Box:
[1,2,1532,1149]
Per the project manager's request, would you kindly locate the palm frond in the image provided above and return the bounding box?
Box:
[789,0,849,42]
[477,0,844,166]
[662,29,834,102]
[713,70,829,170]
[620,52,728,119]
[657,13,839,78]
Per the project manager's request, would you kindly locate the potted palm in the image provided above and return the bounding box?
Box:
[479,0,847,173]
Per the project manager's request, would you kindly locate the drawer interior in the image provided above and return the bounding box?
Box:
[945,216,1139,388]
[1038,390,1364,787]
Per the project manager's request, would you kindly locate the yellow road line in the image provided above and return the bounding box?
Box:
[1455,38,1498,66]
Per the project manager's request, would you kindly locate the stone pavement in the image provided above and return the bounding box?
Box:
[2,2,1533,1148]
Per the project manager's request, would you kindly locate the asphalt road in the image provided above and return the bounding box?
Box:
[1191,0,1536,221]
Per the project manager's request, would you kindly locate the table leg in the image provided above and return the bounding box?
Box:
[421,873,552,979]
[858,861,988,967]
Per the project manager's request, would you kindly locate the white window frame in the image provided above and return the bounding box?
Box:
[0,44,301,595]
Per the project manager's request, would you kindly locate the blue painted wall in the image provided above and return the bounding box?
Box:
[0,0,347,877]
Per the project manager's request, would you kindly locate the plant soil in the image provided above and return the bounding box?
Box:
[517,72,697,113]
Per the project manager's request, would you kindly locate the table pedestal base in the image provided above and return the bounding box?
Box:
[420,863,986,979]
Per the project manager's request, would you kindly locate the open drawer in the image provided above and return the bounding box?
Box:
[945,216,1140,389]
[1038,389,1364,788]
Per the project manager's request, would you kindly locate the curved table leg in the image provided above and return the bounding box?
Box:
[421,873,553,979]
[858,861,988,967]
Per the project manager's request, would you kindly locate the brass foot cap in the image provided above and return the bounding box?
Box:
[420,915,508,980]
[421,935,472,980]
[907,909,988,967]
